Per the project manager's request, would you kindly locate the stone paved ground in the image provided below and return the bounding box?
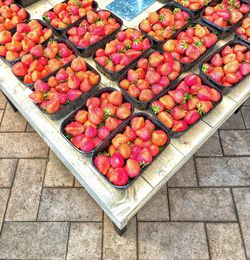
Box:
[0,90,249,260]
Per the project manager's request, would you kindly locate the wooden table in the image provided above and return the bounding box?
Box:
[0,0,249,234]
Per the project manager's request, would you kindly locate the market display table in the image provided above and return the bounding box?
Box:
[0,0,249,234]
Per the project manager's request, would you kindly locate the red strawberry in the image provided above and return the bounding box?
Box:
[197,87,211,101]
[184,74,201,86]
[125,159,140,178]
[136,127,151,141]
[80,137,95,152]
[67,89,82,101]
[172,120,188,132]
[211,53,223,67]
[209,88,221,102]
[107,167,128,186]
[85,125,97,138]
[171,106,187,120]
[184,110,201,125]
[168,89,185,104]
[94,154,110,175]
[136,148,152,164]
[65,121,84,136]
[197,101,213,114]
[98,126,110,140]
[110,153,124,168]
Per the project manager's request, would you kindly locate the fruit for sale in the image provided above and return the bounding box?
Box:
[0,4,28,31]
[139,7,190,42]
[203,0,249,28]
[29,57,100,114]
[93,115,169,186]
[151,74,222,133]
[202,42,250,87]
[63,89,133,153]
[94,28,151,73]
[12,40,76,84]
[66,10,121,48]
[119,51,182,103]
[163,24,218,65]
[42,0,95,30]
[236,17,250,42]
[174,0,212,11]
[0,20,53,61]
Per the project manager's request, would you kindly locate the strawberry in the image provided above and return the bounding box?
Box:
[152,130,168,146]
[107,168,128,186]
[158,111,173,129]
[172,120,188,132]
[151,101,164,114]
[211,53,223,67]
[80,137,95,152]
[125,159,140,178]
[171,106,187,120]
[168,89,185,104]
[184,110,200,125]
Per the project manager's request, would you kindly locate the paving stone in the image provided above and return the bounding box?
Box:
[137,185,169,221]
[25,123,35,132]
[5,159,46,221]
[169,188,236,221]
[206,223,246,260]
[138,222,209,260]
[0,189,9,232]
[220,112,245,130]
[241,106,250,128]
[195,132,223,157]
[0,132,49,158]
[220,130,250,156]
[0,103,27,132]
[0,222,69,259]
[38,188,102,221]
[103,215,137,260]
[168,157,198,187]
[67,223,102,260]
[0,91,6,109]
[44,151,74,187]
[0,159,17,187]
[233,188,250,259]
[196,157,250,186]
[244,97,250,106]
[74,178,82,187]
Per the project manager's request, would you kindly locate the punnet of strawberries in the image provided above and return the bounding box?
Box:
[42,0,95,30]
[119,51,182,103]
[29,57,100,114]
[236,17,250,42]
[174,0,211,11]
[151,74,221,133]
[11,40,76,84]
[0,3,28,31]
[202,43,250,87]
[202,0,249,28]
[139,7,191,42]
[162,24,218,64]
[0,20,53,61]
[93,115,169,186]
[63,90,133,153]
[94,28,151,72]
[66,10,121,48]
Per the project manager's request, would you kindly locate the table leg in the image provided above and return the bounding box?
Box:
[113,222,127,236]
[3,93,18,112]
